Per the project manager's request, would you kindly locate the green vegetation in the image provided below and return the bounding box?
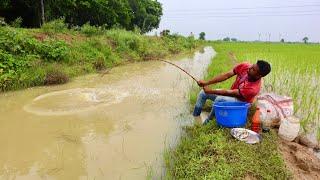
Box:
[164,41,320,179]
[189,41,320,135]
[0,24,200,92]
[223,37,231,42]
[199,32,206,40]
[165,123,291,179]
[210,42,320,134]
[0,0,162,33]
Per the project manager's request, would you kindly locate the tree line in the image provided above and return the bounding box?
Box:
[0,0,162,33]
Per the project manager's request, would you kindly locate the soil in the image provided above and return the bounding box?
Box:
[278,139,320,180]
[33,32,48,42]
[55,33,87,43]
[33,32,87,44]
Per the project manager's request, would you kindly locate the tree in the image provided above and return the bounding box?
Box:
[188,32,194,38]
[280,38,285,43]
[199,32,205,40]
[0,0,163,32]
[160,29,170,36]
[231,38,237,42]
[40,0,44,26]
[49,0,133,29]
[0,0,10,9]
[128,0,162,33]
[223,37,230,41]
[303,37,309,44]
[0,0,42,27]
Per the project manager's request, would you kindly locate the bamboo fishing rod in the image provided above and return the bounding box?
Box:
[159,60,199,82]
[99,59,199,83]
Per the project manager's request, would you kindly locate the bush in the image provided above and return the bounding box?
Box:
[41,18,68,33]
[92,58,106,71]
[104,29,149,60]
[0,17,6,26]
[0,27,68,61]
[10,17,23,28]
[80,23,104,36]
[0,26,70,91]
[0,50,31,91]
[39,40,68,61]
[0,50,30,79]
[44,67,69,85]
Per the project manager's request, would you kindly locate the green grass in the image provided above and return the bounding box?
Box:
[0,24,201,92]
[165,123,291,179]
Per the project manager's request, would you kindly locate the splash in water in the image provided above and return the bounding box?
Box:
[23,88,129,116]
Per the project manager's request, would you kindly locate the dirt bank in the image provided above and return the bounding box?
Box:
[279,139,320,180]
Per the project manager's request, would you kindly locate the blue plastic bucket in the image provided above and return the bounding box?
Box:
[214,102,250,128]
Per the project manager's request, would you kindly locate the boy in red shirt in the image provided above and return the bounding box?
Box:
[193,60,271,124]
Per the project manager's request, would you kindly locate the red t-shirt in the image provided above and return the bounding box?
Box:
[231,62,261,103]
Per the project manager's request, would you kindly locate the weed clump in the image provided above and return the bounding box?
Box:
[92,58,106,71]
[44,68,69,85]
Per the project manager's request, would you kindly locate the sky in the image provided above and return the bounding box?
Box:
[151,0,320,42]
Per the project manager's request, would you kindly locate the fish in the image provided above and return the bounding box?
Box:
[231,128,261,144]
[233,129,249,140]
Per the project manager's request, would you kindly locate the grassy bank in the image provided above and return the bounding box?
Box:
[165,123,291,179]
[0,21,201,92]
[164,42,297,179]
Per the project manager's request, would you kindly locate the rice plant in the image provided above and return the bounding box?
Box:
[212,42,320,137]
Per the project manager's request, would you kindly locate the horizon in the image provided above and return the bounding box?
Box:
[151,0,320,43]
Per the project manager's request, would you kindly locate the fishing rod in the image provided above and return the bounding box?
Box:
[159,60,199,82]
[99,59,199,83]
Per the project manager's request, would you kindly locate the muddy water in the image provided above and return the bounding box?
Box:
[0,47,215,179]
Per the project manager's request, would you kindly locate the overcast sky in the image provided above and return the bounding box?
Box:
[151,0,320,42]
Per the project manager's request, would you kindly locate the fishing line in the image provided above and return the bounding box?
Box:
[159,60,199,82]
[98,59,199,82]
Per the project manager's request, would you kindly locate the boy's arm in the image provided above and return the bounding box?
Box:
[203,87,241,98]
[198,69,235,87]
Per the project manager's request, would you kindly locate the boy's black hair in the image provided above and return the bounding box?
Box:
[257,60,271,77]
